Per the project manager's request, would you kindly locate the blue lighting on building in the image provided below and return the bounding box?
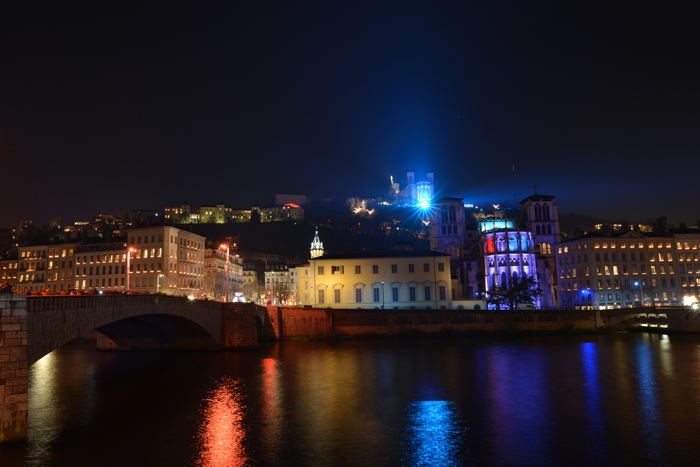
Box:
[417,200,431,209]
[479,218,515,233]
[404,400,463,466]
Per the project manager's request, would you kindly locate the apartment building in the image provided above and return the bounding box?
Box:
[15,243,78,293]
[203,247,244,301]
[557,231,700,309]
[126,226,205,297]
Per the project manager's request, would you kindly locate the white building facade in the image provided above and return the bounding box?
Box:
[307,251,452,309]
[126,226,205,297]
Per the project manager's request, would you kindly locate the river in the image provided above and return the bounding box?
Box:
[2,333,700,466]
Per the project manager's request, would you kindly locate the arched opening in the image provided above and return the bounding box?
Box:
[95,314,220,351]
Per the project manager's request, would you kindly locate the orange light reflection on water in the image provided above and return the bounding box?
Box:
[195,377,247,467]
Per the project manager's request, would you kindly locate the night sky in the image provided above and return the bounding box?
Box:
[2,3,699,226]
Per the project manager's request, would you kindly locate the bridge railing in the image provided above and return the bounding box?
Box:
[27,294,160,311]
[25,294,251,312]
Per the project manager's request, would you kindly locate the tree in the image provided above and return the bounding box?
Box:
[486,276,543,310]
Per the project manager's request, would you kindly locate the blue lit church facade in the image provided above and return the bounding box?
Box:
[483,226,540,309]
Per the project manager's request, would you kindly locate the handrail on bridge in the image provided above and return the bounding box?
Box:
[25,294,248,312]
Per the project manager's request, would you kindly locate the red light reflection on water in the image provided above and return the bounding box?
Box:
[195,377,247,467]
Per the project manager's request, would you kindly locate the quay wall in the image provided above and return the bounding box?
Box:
[265,307,600,339]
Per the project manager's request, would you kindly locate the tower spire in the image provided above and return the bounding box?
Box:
[310,228,324,259]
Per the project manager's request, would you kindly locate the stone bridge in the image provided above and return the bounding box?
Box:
[0,293,272,443]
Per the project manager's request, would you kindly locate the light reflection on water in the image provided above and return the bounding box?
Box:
[4,335,700,466]
[635,337,664,464]
[195,377,247,467]
[580,341,605,463]
[404,400,463,466]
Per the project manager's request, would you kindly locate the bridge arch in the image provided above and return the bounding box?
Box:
[25,295,261,365]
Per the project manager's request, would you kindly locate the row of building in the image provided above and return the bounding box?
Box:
[162,202,304,224]
[0,226,244,300]
[4,189,698,310]
[428,193,700,310]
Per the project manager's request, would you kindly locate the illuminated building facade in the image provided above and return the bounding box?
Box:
[309,251,452,309]
[290,264,312,305]
[164,204,252,224]
[126,226,205,297]
[252,204,304,222]
[520,194,561,308]
[557,231,700,309]
[242,268,262,302]
[73,243,128,292]
[16,243,78,293]
[430,198,484,300]
[264,267,291,305]
[203,248,244,301]
[483,227,539,309]
[0,260,18,287]
[406,172,434,206]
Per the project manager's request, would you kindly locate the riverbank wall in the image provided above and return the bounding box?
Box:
[263,306,696,340]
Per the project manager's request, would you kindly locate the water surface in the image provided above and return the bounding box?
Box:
[2,333,700,466]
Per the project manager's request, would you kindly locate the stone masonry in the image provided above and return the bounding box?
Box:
[0,294,28,443]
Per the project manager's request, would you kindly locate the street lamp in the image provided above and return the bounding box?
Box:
[156,273,165,294]
[380,281,385,309]
[125,246,137,292]
[634,280,645,307]
[219,243,230,302]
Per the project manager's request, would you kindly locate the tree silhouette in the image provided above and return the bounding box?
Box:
[486,276,542,310]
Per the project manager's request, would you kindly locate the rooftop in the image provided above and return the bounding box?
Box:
[520,194,555,204]
[314,250,449,260]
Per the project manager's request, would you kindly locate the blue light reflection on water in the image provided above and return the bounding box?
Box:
[580,342,604,462]
[404,400,464,466]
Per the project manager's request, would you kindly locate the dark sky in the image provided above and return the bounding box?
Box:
[1,3,699,226]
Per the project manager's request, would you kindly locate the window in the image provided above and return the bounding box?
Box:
[355,265,361,274]
[408,264,415,273]
[439,286,446,300]
[373,288,380,302]
[317,266,324,275]
[409,287,416,301]
[372,265,379,274]
[355,288,362,303]
[318,289,325,304]
[334,289,341,303]
[424,286,431,301]
[391,264,397,273]
[331,265,344,274]
[438,262,445,272]
[392,287,399,301]
[423,263,430,273]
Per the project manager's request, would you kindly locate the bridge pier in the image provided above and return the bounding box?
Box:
[0,294,28,443]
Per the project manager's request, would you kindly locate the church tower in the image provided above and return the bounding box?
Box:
[520,194,560,255]
[310,228,324,259]
[520,194,561,308]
